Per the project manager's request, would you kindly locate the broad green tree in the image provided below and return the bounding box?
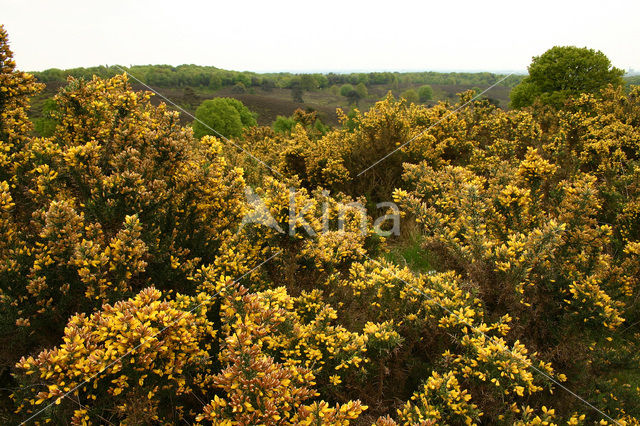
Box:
[511,46,625,108]
[339,84,363,105]
[401,89,419,103]
[192,97,256,139]
[340,84,354,97]
[418,85,433,102]
[300,74,318,91]
[355,82,368,99]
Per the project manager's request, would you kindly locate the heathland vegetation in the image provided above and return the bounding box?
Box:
[2,24,640,425]
[27,65,520,135]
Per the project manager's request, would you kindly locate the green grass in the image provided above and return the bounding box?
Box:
[383,232,434,273]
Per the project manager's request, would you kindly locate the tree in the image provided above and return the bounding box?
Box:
[231,82,246,93]
[355,82,368,99]
[511,46,625,108]
[346,89,362,106]
[418,85,433,102]
[291,86,304,103]
[208,74,222,90]
[261,78,275,92]
[314,74,329,88]
[400,89,419,103]
[192,97,256,139]
[300,74,318,91]
[339,84,363,105]
[340,84,354,97]
[290,78,304,103]
[509,81,540,109]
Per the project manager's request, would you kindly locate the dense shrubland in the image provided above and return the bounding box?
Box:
[2,25,640,425]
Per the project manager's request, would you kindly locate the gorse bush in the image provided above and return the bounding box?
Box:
[236,92,531,203]
[14,288,214,423]
[0,71,249,342]
[2,25,640,425]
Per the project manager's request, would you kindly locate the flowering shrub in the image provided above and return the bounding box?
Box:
[197,283,368,425]
[395,371,480,425]
[394,158,629,334]
[14,287,214,424]
[391,84,640,422]
[1,25,639,425]
[0,67,248,339]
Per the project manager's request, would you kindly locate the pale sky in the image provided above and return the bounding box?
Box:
[2,0,639,73]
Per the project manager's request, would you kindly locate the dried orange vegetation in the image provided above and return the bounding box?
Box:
[2,25,640,425]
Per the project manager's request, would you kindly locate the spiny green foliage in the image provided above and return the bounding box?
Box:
[272,114,296,134]
[272,108,329,137]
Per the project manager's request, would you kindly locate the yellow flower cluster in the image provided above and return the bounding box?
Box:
[15,287,214,424]
[197,282,368,425]
[322,257,566,423]
[0,25,44,177]
[3,24,640,423]
[233,93,484,200]
[0,65,248,335]
[392,371,480,425]
[395,153,628,332]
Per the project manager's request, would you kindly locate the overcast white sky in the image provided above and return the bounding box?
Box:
[2,0,639,73]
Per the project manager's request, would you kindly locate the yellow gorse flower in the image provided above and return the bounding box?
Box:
[2,24,639,424]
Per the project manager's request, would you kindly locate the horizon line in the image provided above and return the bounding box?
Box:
[27,63,530,76]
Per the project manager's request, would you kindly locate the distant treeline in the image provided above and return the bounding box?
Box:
[32,64,526,90]
[626,75,640,86]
